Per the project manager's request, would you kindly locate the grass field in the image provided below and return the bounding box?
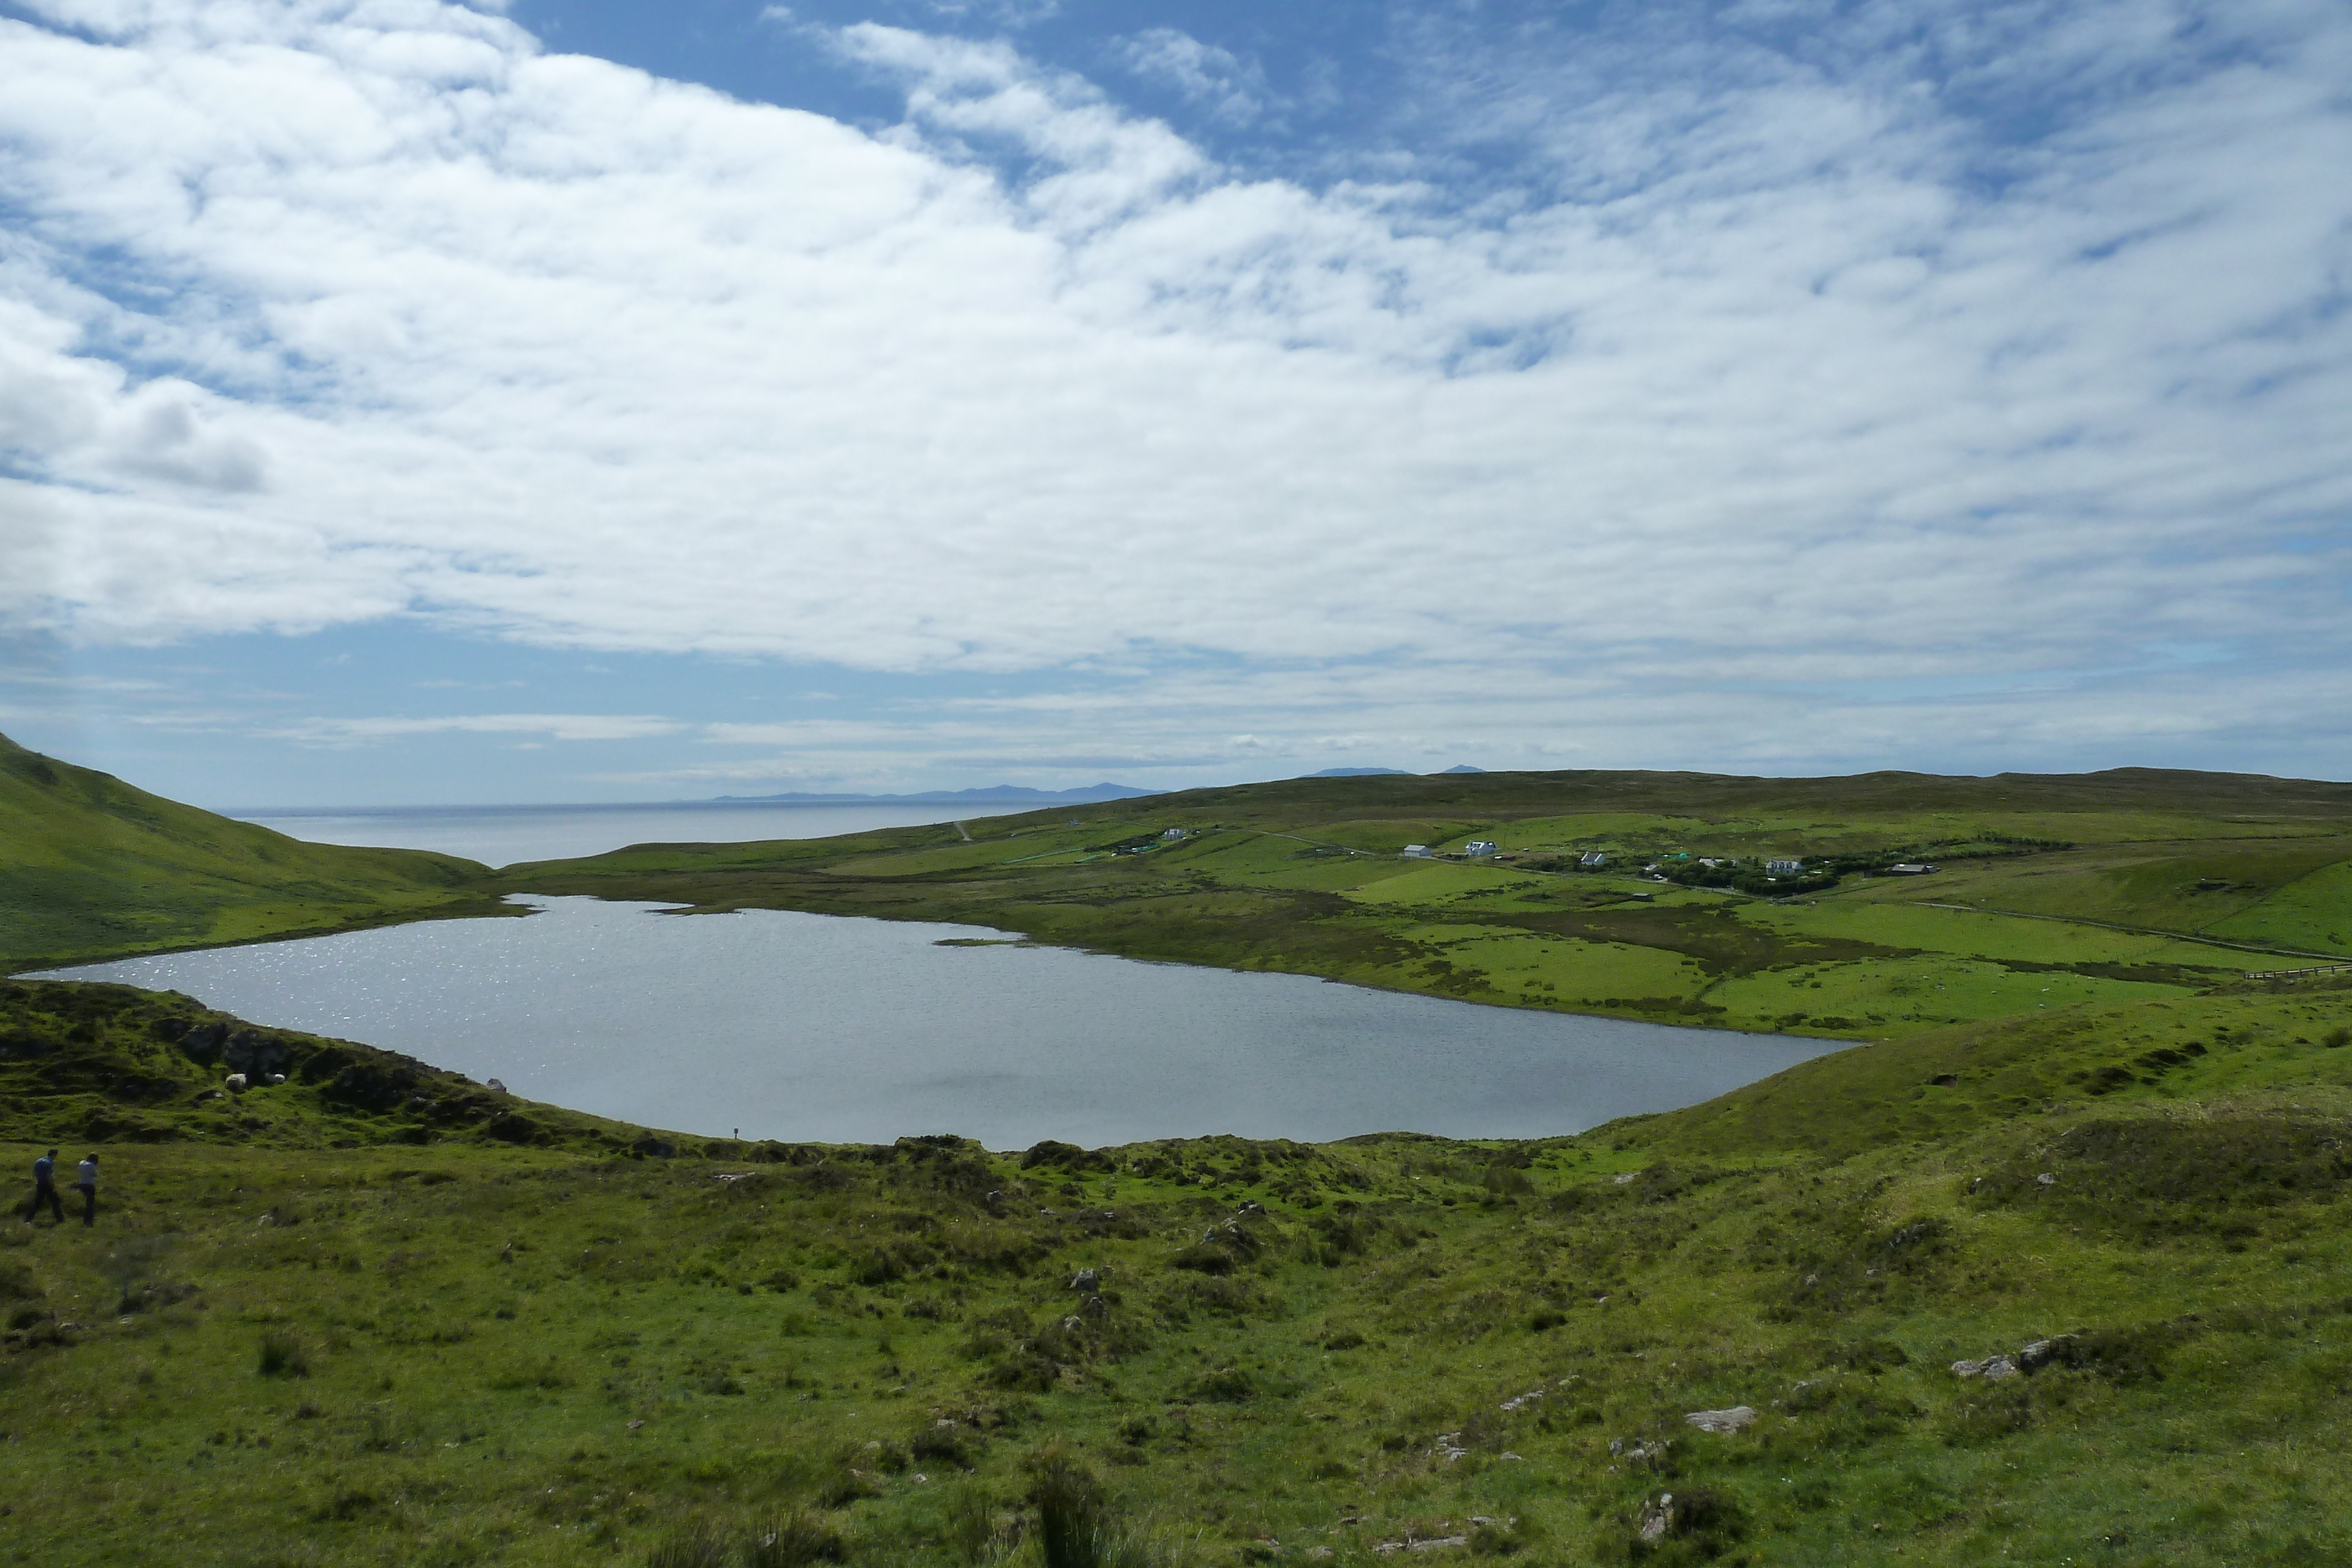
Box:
[0,734,509,974]
[5,974,2352,1566]
[487,767,2352,1041]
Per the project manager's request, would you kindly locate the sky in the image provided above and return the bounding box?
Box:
[1,0,2347,808]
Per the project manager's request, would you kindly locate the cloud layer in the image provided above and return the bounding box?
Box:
[2,0,2348,782]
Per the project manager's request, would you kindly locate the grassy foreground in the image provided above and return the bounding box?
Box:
[498,767,2352,1044]
[0,734,505,974]
[5,974,2352,1567]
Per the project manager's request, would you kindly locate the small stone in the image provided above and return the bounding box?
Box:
[1980,1355,2020,1381]
[2036,1172,2057,1185]
[1071,1269,1100,1291]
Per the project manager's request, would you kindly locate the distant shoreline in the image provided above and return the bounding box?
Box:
[228,793,1147,820]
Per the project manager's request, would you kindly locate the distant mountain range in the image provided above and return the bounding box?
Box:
[712,783,1160,805]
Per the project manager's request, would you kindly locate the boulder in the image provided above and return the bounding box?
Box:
[1951,1355,2019,1380]
[1683,1406,1757,1434]
[178,1023,226,1066]
[221,1029,291,1080]
[1070,1268,1100,1291]
[2019,1335,2079,1370]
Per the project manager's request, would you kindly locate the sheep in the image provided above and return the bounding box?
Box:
[223,1073,248,1093]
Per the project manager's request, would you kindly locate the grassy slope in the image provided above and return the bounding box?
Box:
[0,733,507,973]
[5,977,2352,1566]
[498,767,2352,1043]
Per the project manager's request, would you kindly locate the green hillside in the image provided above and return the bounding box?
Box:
[0,732,507,973]
[3,974,2350,1566]
[502,765,2352,1044]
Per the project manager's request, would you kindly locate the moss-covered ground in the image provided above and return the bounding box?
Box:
[5,976,2352,1567]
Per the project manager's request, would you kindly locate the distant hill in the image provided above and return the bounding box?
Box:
[1435,764,1486,774]
[713,782,1158,805]
[0,731,505,973]
[1306,767,1409,777]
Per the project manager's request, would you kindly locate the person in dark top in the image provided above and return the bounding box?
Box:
[75,1155,98,1227]
[23,1149,62,1225]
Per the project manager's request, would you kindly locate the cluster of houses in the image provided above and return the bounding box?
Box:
[1391,841,1937,881]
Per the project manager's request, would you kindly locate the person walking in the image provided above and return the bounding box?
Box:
[75,1154,98,1228]
[22,1149,62,1225]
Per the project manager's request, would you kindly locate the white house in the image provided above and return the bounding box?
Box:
[1161,827,1187,841]
[1766,857,1804,877]
[1463,840,1499,857]
[1578,851,1609,868]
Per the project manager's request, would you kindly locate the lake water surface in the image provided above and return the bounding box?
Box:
[44,897,1837,1148]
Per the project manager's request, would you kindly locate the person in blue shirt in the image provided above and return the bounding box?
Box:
[75,1155,98,1228]
[22,1149,62,1225]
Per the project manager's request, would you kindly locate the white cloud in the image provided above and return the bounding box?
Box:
[0,0,2347,774]
[1112,28,1269,125]
[275,713,687,746]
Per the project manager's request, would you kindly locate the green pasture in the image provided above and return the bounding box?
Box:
[1829,838,2352,941]
[2207,858,2352,952]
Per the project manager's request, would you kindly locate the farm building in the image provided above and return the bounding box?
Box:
[1402,844,1431,858]
[1766,858,1804,876]
[1578,850,1608,868]
[1462,840,1499,857]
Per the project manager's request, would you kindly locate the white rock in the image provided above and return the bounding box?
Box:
[1683,1406,1757,1434]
